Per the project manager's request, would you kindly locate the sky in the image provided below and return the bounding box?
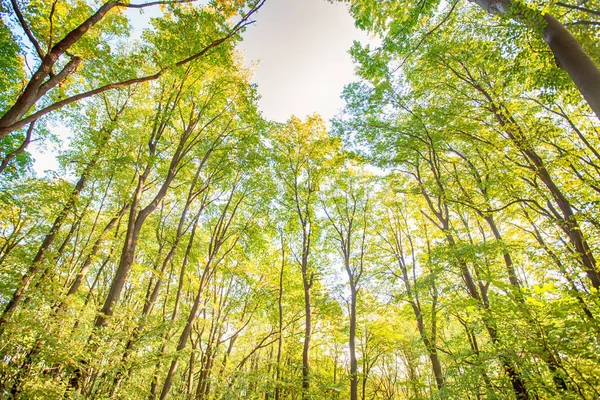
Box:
[32,0,373,174]
[237,0,372,123]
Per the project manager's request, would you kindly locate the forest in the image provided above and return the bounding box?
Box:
[1,0,599,398]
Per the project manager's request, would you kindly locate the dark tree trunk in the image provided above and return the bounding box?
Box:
[470,0,600,119]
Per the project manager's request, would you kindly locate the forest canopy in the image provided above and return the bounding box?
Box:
[0,0,599,399]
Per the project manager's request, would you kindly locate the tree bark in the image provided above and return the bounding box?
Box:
[0,141,104,327]
[542,14,600,120]
[469,0,600,119]
[301,265,311,399]
[275,240,285,400]
[0,0,265,138]
[349,283,358,400]
[299,201,314,399]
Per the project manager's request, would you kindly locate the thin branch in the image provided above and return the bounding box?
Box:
[393,0,459,73]
[556,2,600,17]
[0,121,35,174]
[565,20,600,26]
[10,0,45,59]
[47,0,58,54]
[119,0,198,8]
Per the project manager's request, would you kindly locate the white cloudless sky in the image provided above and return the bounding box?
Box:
[238,0,373,123]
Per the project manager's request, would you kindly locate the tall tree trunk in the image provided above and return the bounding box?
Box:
[542,14,600,120]
[382,209,445,391]
[301,264,311,399]
[111,160,210,395]
[94,104,195,328]
[299,214,313,399]
[414,158,530,399]
[470,0,600,119]
[149,205,202,398]
[0,139,106,327]
[450,154,573,392]
[349,283,358,400]
[160,260,216,400]
[275,240,285,400]
[485,216,569,391]
[446,54,600,290]
[159,182,244,399]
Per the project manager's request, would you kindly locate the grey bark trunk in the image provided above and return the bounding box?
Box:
[470,0,600,119]
[543,14,600,120]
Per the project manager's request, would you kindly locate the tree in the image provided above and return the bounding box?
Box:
[377,194,446,393]
[323,167,372,400]
[0,0,264,150]
[469,0,600,119]
[271,115,341,398]
[345,0,600,119]
[2,0,600,398]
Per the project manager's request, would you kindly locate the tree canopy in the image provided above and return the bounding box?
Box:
[1,0,599,399]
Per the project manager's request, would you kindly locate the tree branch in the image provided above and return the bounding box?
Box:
[556,2,600,17]
[0,121,35,174]
[119,0,199,8]
[393,0,459,73]
[565,20,600,26]
[0,0,265,136]
[10,0,45,59]
[47,0,58,54]
[38,56,82,96]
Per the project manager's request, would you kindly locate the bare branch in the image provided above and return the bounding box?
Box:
[565,20,600,26]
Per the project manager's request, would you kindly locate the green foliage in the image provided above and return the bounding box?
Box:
[1,0,600,399]
[0,18,25,114]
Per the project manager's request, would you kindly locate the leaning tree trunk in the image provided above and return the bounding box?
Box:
[542,14,600,120]
[0,140,108,328]
[414,164,530,400]
[469,0,600,120]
